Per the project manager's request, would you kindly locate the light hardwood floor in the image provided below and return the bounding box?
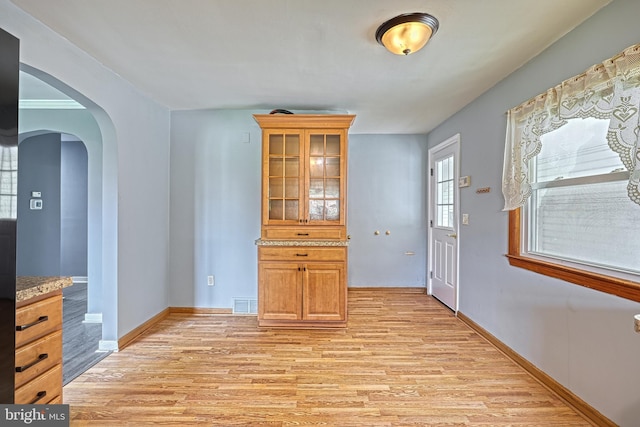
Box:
[64,289,592,426]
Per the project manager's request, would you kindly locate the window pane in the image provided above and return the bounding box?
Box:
[284,178,298,198]
[309,200,324,220]
[269,135,283,155]
[537,118,623,181]
[309,179,324,199]
[325,179,339,199]
[325,200,339,221]
[269,200,283,220]
[309,135,324,155]
[309,157,323,178]
[326,135,340,155]
[435,154,454,228]
[284,200,298,220]
[0,146,17,219]
[269,158,283,177]
[284,158,299,177]
[529,180,640,274]
[284,135,299,155]
[269,178,283,198]
[325,157,340,177]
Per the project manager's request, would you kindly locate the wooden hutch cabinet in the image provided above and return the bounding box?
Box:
[254,114,355,328]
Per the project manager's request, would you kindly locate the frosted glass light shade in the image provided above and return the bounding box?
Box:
[376,13,439,56]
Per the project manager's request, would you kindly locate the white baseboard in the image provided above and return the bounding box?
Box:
[83,313,103,323]
[98,340,119,352]
[72,276,88,284]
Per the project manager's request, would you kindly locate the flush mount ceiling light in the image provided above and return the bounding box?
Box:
[375,12,439,56]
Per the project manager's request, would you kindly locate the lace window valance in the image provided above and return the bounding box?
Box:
[502,43,640,211]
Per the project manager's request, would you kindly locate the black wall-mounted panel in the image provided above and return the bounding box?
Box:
[0,27,19,404]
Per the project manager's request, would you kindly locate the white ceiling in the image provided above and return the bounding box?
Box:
[12,0,611,134]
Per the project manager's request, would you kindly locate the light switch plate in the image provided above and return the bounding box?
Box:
[30,199,43,210]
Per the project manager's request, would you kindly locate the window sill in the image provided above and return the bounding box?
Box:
[506,255,640,303]
[507,209,640,303]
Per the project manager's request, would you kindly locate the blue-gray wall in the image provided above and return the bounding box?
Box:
[427,0,640,425]
[61,139,88,276]
[168,112,429,309]
[17,133,61,276]
[17,133,88,277]
[3,0,172,348]
[169,110,262,309]
[348,134,428,287]
[18,106,105,337]
[7,0,639,423]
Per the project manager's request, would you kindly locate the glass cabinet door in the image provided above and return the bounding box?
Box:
[266,131,303,223]
[307,132,343,224]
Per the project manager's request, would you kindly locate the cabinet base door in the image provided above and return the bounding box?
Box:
[304,263,345,322]
[258,263,301,321]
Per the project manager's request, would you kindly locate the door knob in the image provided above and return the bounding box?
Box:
[447,233,457,239]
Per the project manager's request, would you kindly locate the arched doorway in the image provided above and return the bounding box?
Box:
[18,65,120,377]
[16,131,107,382]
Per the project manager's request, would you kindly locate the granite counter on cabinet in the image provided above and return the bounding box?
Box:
[16,276,73,303]
[255,239,349,247]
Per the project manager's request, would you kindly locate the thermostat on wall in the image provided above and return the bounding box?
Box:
[29,199,43,210]
[458,176,471,188]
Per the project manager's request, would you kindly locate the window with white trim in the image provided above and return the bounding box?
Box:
[524,117,640,277]
[502,43,640,302]
[0,146,17,219]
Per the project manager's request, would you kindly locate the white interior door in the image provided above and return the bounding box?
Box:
[429,135,459,311]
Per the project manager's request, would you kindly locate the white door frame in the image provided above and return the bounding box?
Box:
[427,134,460,312]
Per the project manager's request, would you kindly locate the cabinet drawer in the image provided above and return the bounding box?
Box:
[259,246,346,262]
[16,295,62,348]
[48,395,63,404]
[14,364,62,405]
[15,330,63,389]
[262,227,345,240]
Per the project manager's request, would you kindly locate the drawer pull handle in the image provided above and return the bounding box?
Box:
[296,233,309,236]
[16,353,49,373]
[29,391,47,404]
[296,253,308,257]
[16,316,49,331]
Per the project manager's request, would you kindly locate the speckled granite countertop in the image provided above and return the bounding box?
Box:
[255,239,349,247]
[16,276,73,303]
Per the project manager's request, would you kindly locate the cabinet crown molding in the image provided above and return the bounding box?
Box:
[253,114,356,129]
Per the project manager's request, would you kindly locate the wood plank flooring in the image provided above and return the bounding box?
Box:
[64,290,591,426]
[62,283,110,384]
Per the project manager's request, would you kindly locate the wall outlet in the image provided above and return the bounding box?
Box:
[207,275,215,286]
[634,314,640,333]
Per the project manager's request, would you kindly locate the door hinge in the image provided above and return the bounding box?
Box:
[430,168,433,176]
[430,220,433,227]
[430,271,433,279]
